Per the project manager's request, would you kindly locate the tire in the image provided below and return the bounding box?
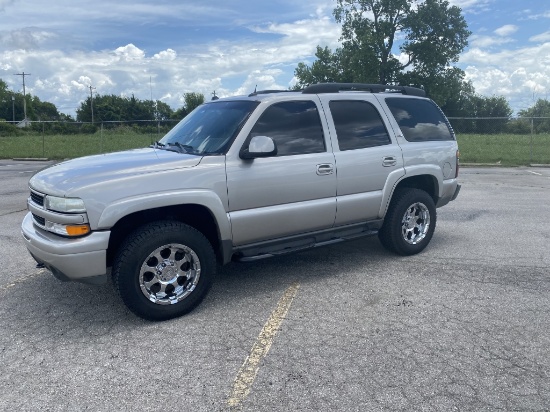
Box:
[378,188,436,256]
[112,221,216,321]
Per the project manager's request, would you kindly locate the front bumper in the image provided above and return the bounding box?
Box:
[21,212,110,285]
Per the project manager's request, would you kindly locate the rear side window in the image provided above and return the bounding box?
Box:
[329,100,391,150]
[248,101,326,156]
[385,98,454,142]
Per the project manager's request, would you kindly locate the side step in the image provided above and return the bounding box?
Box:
[235,229,379,262]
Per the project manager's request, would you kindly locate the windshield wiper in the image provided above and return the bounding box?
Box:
[150,141,166,149]
[166,142,196,154]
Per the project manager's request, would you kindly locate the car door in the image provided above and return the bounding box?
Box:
[226,98,337,246]
[319,95,404,226]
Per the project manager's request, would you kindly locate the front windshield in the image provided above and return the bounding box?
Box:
[159,100,259,155]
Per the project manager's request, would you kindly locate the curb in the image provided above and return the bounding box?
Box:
[462,163,550,168]
[12,158,50,161]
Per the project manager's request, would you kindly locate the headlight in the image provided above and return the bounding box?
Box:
[44,196,86,213]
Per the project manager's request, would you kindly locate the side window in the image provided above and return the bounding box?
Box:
[329,100,391,150]
[248,101,325,156]
[385,98,454,142]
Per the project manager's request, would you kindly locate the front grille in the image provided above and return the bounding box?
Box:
[30,191,45,207]
[32,213,46,227]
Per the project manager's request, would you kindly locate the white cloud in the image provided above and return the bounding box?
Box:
[0,11,341,115]
[494,24,518,36]
[153,49,177,61]
[526,10,550,20]
[114,44,145,61]
[0,28,58,50]
[461,43,550,113]
[529,31,550,43]
[449,0,492,12]
[469,34,514,48]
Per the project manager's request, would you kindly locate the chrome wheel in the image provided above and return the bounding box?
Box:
[139,243,201,305]
[401,202,430,245]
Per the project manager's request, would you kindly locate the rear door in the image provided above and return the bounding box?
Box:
[319,95,404,225]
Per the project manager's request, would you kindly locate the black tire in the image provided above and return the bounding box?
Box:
[112,221,216,321]
[378,188,436,256]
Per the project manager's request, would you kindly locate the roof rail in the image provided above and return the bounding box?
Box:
[248,89,290,97]
[301,83,426,97]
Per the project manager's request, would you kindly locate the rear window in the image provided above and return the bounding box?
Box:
[385,98,454,142]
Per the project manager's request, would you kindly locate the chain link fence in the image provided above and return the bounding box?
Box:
[0,120,178,159]
[1,117,549,165]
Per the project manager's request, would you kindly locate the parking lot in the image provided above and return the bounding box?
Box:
[1,160,549,411]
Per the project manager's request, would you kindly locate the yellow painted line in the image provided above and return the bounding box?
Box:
[0,269,46,293]
[227,282,300,409]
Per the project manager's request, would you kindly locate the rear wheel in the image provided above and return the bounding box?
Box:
[113,221,215,321]
[378,188,436,256]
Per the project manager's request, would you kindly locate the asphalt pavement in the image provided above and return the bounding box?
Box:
[0,160,549,411]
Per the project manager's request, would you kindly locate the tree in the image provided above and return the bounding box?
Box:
[519,99,550,133]
[183,92,205,114]
[76,94,175,123]
[332,0,470,84]
[468,95,512,133]
[294,0,472,109]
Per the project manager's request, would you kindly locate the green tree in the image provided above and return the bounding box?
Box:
[469,95,512,133]
[518,99,550,133]
[76,94,174,123]
[294,0,472,107]
[332,0,470,84]
[183,92,205,113]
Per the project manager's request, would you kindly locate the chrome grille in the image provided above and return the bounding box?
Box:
[30,191,45,207]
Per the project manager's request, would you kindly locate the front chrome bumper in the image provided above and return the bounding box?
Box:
[21,212,110,285]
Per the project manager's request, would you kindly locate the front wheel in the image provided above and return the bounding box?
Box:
[378,188,437,256]
[112,221,216,321]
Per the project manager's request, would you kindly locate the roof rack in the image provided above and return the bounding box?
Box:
[301,83,426,97]
[248,89,290,97]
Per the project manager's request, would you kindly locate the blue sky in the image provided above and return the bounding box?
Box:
[1,0,549,116]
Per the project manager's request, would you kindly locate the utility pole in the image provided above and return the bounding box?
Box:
[14,71,31,122]
[89,85,96,123]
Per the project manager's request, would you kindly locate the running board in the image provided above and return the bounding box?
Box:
[234,228,379,262]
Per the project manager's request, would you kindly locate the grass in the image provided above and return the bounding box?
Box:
[1,130,549,166]
[456,133,550,166]
[0,130,159,159]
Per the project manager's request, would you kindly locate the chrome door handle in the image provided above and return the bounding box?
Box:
[317,163,334,175]
[382,156,397,167]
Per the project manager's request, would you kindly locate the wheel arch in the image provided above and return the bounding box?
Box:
[106,204,226,267]
[380,170,441,217]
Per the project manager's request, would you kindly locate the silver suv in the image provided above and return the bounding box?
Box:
[22,83,460,320]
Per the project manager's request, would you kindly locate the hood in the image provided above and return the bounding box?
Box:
[29,148,202,196]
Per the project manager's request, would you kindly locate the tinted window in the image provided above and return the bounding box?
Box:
[330,100,391,150]
[248,101,325,156]
[385,98,454,142]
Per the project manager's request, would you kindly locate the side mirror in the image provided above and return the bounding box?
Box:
[240,135,277,159]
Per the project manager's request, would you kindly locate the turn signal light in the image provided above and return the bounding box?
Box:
[66,224,91,237]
